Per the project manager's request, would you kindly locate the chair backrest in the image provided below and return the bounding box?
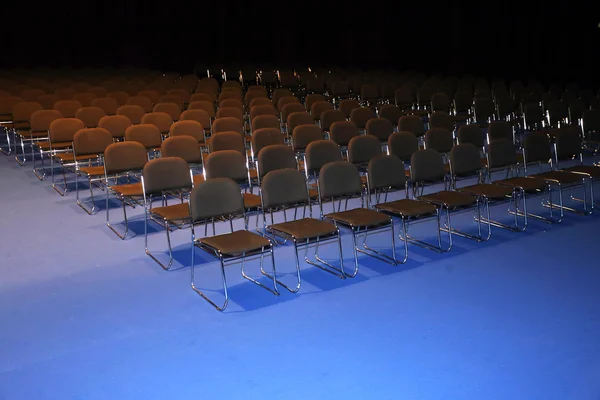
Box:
[252,114,280,131]
[169,120,204,142]
[29,109,62,132]
[554,125,582,161]
[98,115,132,138]
[153,102,181,121]
[398,115,425,137]
[143,156,192,195]
[319,161,363,199]
[257,144,296,178]
[387,131,418,161]
[161,136,203,163]
[367,154,407,192]
[75,106,106,128]
[523,131,552,164]
[410,149,445,183]
[365,117,393,141]
[251,127,284,156]
[425,127,454,153]
[73,127,114,156]
[125,124,162,149]
[330,120,359,146]
[208,131,245,154]
[487,120,513,142]
[180,109,211,129]
[287,111,313,134]
[305,140,342,174]
[250,104,277,121]
[190,178,244,222]
[212,116,243,135]
[449,143,482,177]
[350,107,377,129]
[457,124,484,148]
[204,149,248,182]
[117,104,145,124]
[53,100,82,118]
[310,100,333,120]
[292,124,323,152]
[92,97,119,115]
[429,111,454,131]
[126,96,153,112]
[261,168,309,210]
[49,118,85,143]
[347,134,382,165]
[320,109,346,131]
[378,105,403,126]
[216,106,244,122]
[487,138,518,169]
[104,141,148,174]
[142,111,173,133]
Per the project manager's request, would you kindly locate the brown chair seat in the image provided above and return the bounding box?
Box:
[308,188,319,198]
[533,170,584,184]
[243,192,261,209]
[494,176,548,193]
[54,153,98,162]
[269,217,337,240]
[38,141,71,150]
[419,190,477,207]
[325,207,390,228]
[112,182,143,197]
[457,183,514,199]
[151,202,190,222]
[79,165,105,177]
[192,174,205,185]
[374,198,438,218]
[198,229,271,256]
[561,165,600,178]
[249,168,258,179]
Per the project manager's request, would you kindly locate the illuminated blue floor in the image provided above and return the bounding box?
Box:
[1,152,600,400]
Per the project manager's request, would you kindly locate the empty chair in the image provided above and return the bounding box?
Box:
[286,111,313,136]
[291,124,324,157]
[73,92,97,107]
[169,120,205,144]
[125,123,162,153]
[92,97,119,115]
[75,106,106,128]
[141,112,173,136]
[256,144,297,184]
[304,139,343,182]
[189,178,278,311]
[319,161,397,270]
[250,127,284,163]
[251,114,280,132]
[329,120,359,149]
[141,156,193,270]
[216,106,244,122]
[339,99,361,118]
[366,117,394,144]
[117,104,145,124]
[261,168,346,291]
[368,154,440,260]
[424,128,454,155]
[429,111,455,132]
[98,114,132,141]
[320,109,346,132]
[181,109,212,135]
[161,135,204,185]
[388,131,419,165]
[250,104,277,122]
[398,115,425,139]
[410,149,481,249]
[126,96,153,113]
[212,116,244,136]
[208,131,246,154]
[72,127,114,214]
[153,102,181,121]
[347,134,382,171]
[378,105,403,128]
[350,107,377,132]
[53,100,82,118]
[103,141,148,239]
[310,101,334,125]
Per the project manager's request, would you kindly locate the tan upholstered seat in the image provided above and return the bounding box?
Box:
[199,230,271,256]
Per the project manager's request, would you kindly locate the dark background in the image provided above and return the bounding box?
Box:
[1,1,598,87]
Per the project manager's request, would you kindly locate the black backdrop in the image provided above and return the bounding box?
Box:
[1,1,598,87]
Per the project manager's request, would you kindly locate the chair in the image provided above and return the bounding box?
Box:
[98,115,132,141]
[250,127,284,164]
[141,157,194,270]
[161,135,205,183]
[141,112,173,137]
[522,131,588,220]
[319,161,397,270]
[261,168,346,291]
[125,124,162,156]
[255,144,297,186]
[75,106,106,128]
[410,149,482,248]
[368,154,440,261]
[73,128,114,214]
[103,141,148,239]
[449,143,519,233]
[189,178,278,311]
[487,138,552,228]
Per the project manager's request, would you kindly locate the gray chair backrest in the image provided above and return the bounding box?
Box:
[488,120,513,142]
[429,111,454,131]
[524,131,552,164]
[261,168,309,209]
[449,143,481,177]
[257,144,296,178]
[554,126,582,161]
[457,124,484,148]
[388,131,418,161]
[161,136,203,163]
[204,150,248,181]
[190,178,244,221]
[425,127,454,153]
[365,117,393,141]
[208,131,245,154]
[292,124,323,152]
[104,141,148,174]
[330,120,359,146]
[487,138,517,169]
[398,115,425,137]
[348,134,382,165]
[143,156,192,195]
[305,140,342,173]
[368,154,406,191]
[252,128,284,156]
[410,149,445,183]
[125,123,162,149]
[319,161,363,199]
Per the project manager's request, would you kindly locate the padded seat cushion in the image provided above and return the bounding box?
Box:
[418,190,477,208]
[269,217,337,240]
[325,208,390,228]
[198,230,271,256]
[375,198,437,218]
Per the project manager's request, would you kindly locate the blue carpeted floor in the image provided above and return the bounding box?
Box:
[1,148,600,400]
